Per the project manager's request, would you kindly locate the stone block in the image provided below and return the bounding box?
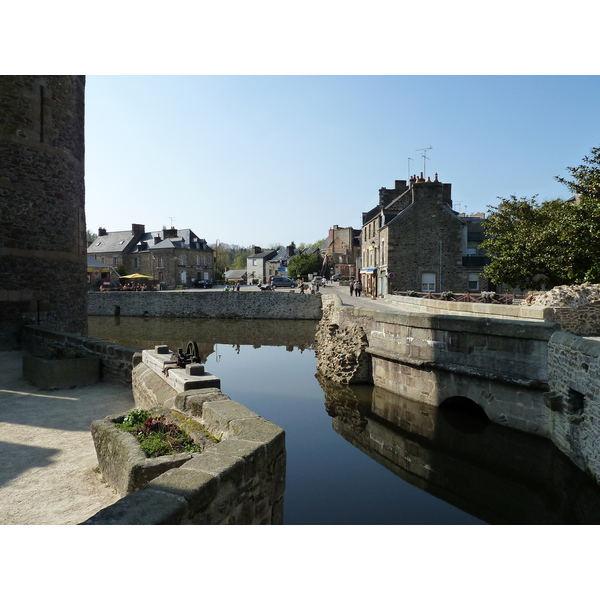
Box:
[22,354,100,389]
[90,415,194,496]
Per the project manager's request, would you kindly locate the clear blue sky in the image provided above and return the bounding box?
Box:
[84,75,600,248]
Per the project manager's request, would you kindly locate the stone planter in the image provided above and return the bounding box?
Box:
[22,354,101,389]
[90,409,214,497]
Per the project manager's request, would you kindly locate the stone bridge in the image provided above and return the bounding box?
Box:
[316,294,600,485]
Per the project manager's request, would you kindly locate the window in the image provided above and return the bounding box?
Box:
[468,273,479,291]
[421,273,436,292]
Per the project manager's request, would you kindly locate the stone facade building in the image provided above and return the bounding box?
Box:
[266,243,296,282]
[320,225,360,280]
[246,247,277,284]
[0,76,87,348]
[88,224,214,289]
[360,174,489,297]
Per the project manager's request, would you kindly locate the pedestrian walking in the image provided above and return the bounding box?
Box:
[349,281,354,296]
[355,280,362,297]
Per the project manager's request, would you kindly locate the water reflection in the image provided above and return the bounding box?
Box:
[88,316,600,524]
[318,375,600,524]
[88,315,317,363]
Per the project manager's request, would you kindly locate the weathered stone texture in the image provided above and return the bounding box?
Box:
[84,366,286,525]
[0,76,87,349]
[547,332,600,483]
[88,289,322,320]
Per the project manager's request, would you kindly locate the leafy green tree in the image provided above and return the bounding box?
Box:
[555,146,600,201]
[288,250,323,279]
[481,148,600,290]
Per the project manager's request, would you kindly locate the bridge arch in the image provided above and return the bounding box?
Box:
[439,396,490,433]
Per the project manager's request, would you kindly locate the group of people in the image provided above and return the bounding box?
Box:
[297,280,320,294]
[224,282,242,291]
[349,279,363,297]
[119,282,152,291]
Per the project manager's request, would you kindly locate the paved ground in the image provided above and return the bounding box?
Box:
[0,283,404,525]
[0,353,134,525]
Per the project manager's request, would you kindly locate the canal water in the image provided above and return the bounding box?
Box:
[89,316,600,525]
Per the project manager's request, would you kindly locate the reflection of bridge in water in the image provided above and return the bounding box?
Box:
[317,375,600,525]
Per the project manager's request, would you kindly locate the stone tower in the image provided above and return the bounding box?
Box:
[0,76,87,349]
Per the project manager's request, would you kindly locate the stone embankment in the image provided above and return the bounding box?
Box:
[84,348,286,525]
[88,290,322,320]
[317,285,600,488]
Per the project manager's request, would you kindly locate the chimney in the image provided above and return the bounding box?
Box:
[154,235,162,245]
[163,227,178,239]
[98,227,107,236]
[254,246,262,254]
[132,223,145,236]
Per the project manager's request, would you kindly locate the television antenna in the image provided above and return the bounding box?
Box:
[407,157,413,181]
[417,146,433,178]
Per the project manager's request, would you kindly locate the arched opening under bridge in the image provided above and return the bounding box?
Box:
[439,396,490,433]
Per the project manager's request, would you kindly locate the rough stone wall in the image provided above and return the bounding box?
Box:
[315,296,372,384]
[384,181,466,292]
[546,331,600,484]
[22,325,137,385]
[316,296,557,434]
[88,290,322,320]
[84,365,286,525]
[0,76,87,349]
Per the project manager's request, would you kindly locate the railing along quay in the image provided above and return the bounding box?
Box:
[391,291,524,305]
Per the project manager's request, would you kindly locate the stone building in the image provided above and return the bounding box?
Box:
[246,247,277,284]
[0,76,87,348]
[360,174,490,297]
[88,224,214,289]
[320,225,360,280]
[266,243,297,282]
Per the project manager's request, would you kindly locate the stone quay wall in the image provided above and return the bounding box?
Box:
[83,362,285,525]
[88,290,322,320]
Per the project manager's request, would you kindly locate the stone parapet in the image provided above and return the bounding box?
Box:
[83,363,286,525]
[87,290,322,320]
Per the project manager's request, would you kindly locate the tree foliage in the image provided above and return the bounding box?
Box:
[481,148,600,290]
[288,250,323,279]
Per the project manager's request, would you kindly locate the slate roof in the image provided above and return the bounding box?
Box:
[247,249,277,260]
[89,227,213,255]
[224,269,247,279]
[88,230,138,254]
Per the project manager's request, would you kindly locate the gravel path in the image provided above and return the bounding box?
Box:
[0,351,134,525]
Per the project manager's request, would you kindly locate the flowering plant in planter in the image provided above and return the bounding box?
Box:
[440,291,454,300]
[114,408,205,458]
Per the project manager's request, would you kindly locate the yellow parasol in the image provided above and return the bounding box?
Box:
[120,273,152,279]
